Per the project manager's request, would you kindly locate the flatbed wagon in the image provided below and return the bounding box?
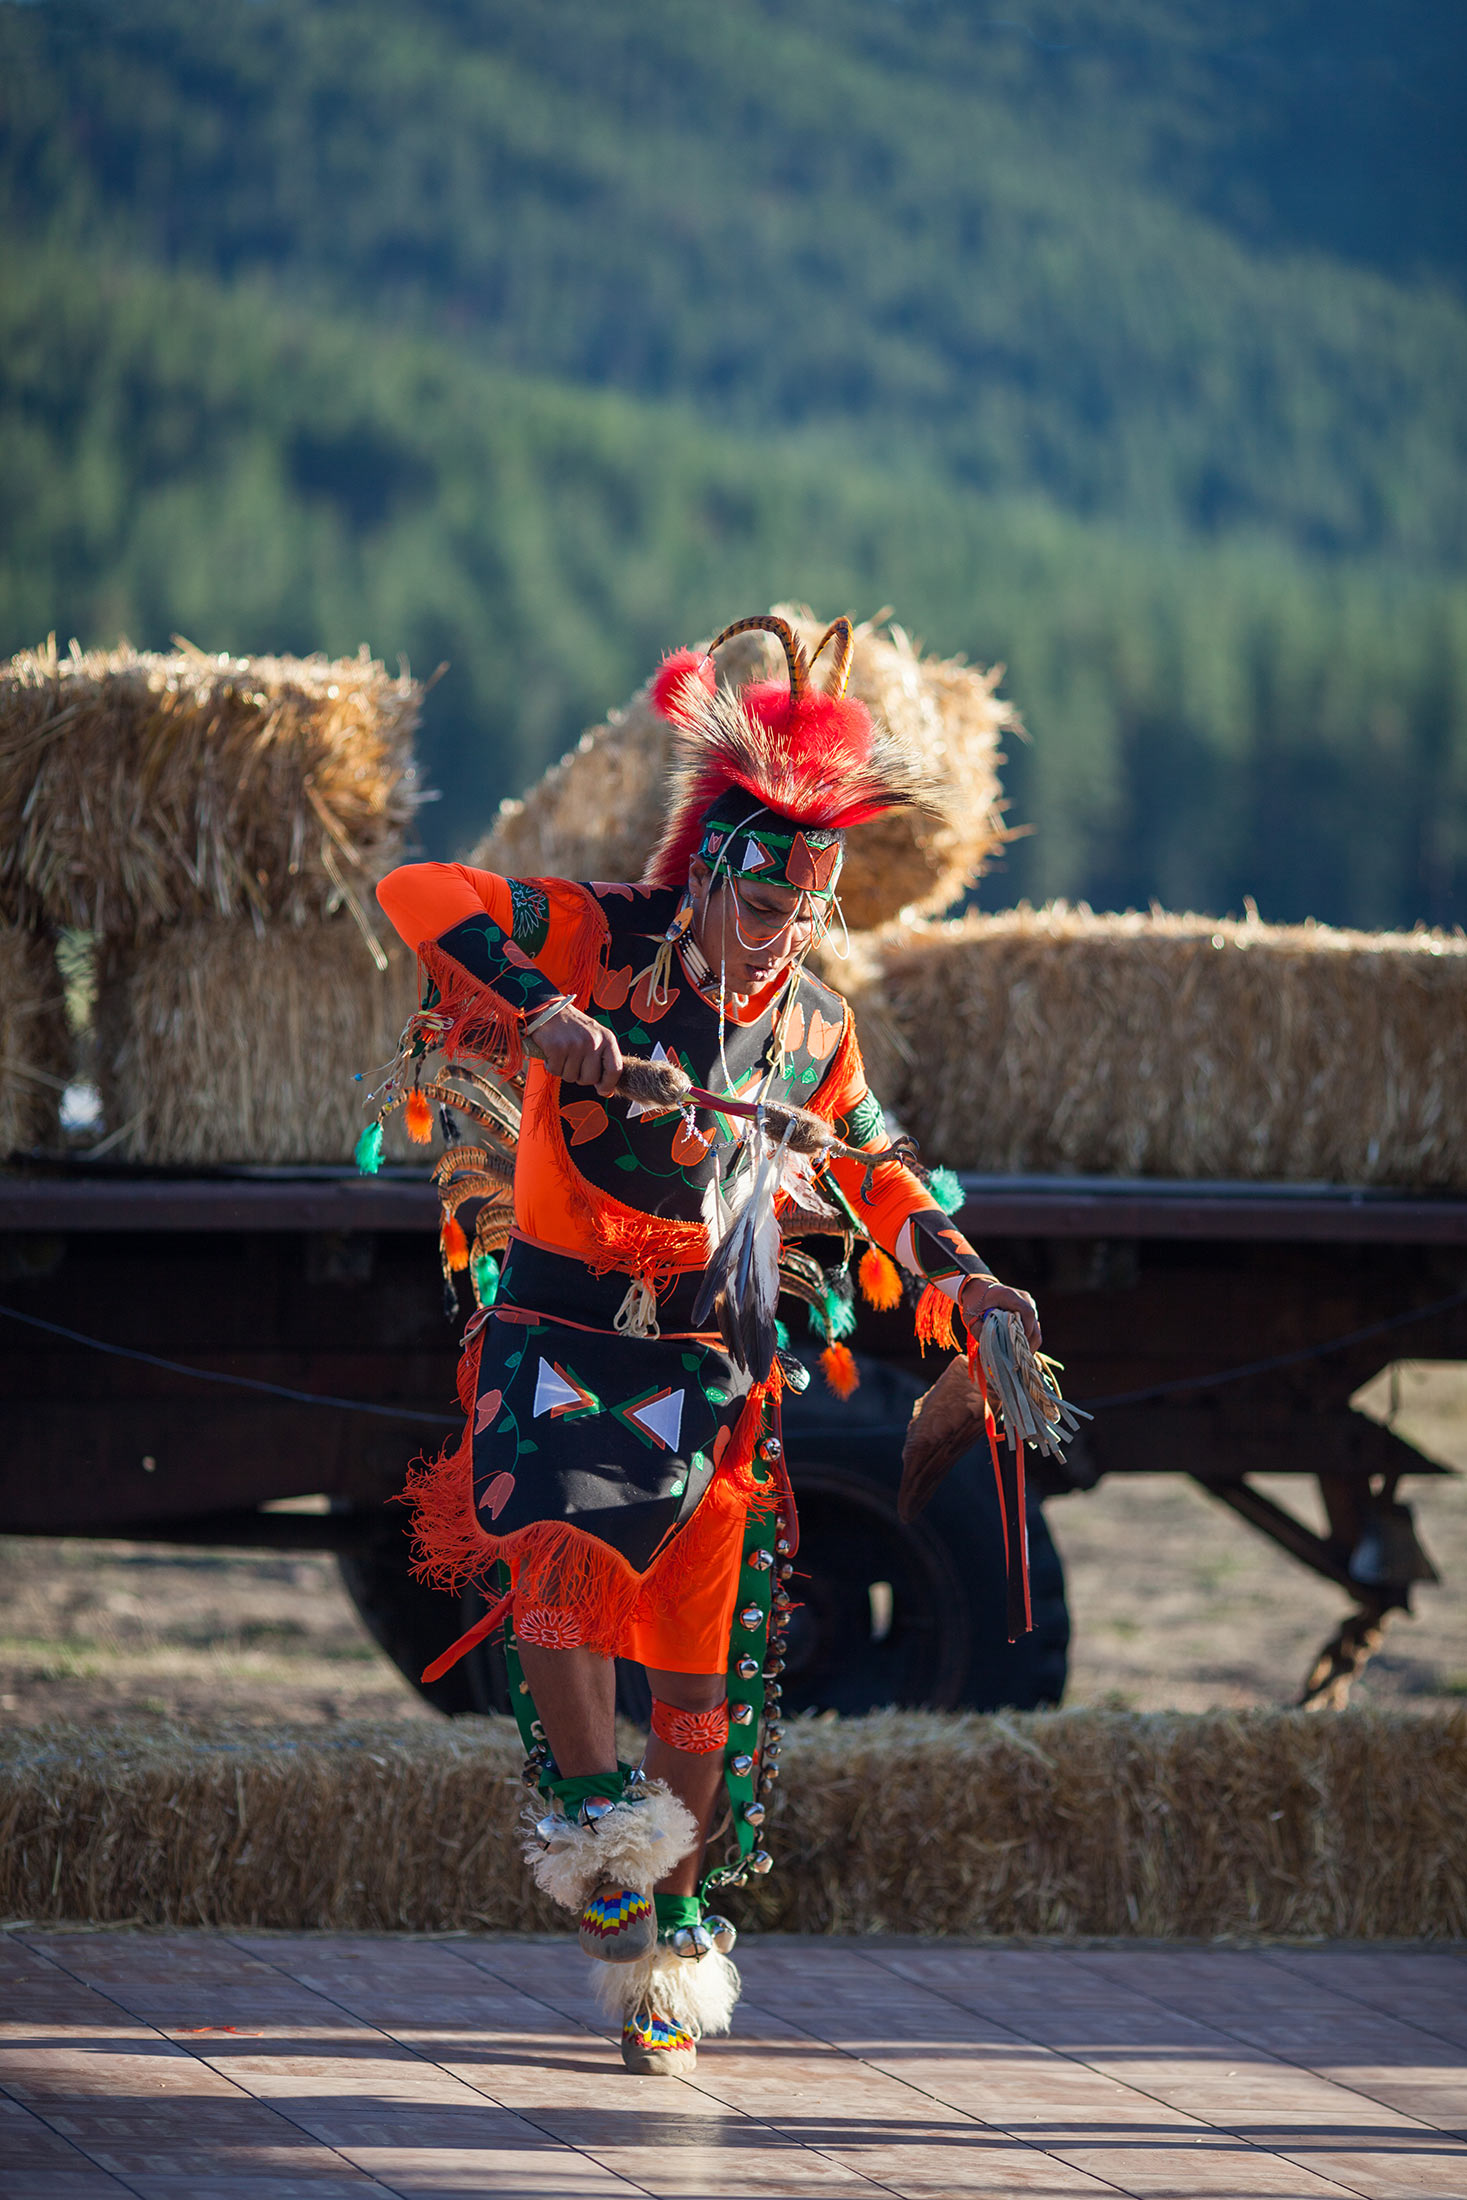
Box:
[2,1168,1461,1715]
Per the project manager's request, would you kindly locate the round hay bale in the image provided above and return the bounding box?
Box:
[472,608,1014,927]
[0,926,70,1156]
[95,915,420,1165]
[0,638,424,936]
[846,904,1467,1188]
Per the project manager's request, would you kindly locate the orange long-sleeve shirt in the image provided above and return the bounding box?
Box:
[378,862,986,1299]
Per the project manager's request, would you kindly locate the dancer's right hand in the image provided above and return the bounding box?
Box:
[530,1004,625,1096]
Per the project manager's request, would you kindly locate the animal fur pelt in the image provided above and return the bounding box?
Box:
[898,1353,988,1523]
[592,1942,742,2037]
[523,1783,698,1913]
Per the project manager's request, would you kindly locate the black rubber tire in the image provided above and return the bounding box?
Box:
[336,1511,512,1718]
[337,1353,1069,1718]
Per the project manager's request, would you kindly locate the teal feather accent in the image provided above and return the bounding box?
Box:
[774,1318,790,1350]
[929,1166,964,1215]
[807,1278,858,1343]
[354,1120,384,1175]
[472,1251,500,1308]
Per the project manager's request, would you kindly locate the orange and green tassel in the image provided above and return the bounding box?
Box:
[405,1087,434,1143]
[820,1341,860,1399]
[857,1245,902,1311]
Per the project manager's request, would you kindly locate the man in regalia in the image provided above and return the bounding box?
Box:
[377,615,1041,2073]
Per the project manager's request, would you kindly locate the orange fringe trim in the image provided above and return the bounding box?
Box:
[532,878,612,1009]
[400,1327,777,1663]
[592,1206,710,1291]
[802,1006,859,1126]
[414,883,611,1077]
[417,941,528,1075]
[914,1283,958,1354]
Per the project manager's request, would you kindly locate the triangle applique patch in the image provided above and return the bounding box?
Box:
[741,836,774,873]
[626,1039,682,1121]
[614,1385,685,1452]
[533,1357,601,1420]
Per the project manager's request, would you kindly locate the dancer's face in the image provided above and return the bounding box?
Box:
[689,858,818,998]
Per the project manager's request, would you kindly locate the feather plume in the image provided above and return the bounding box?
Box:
[820,1341,860,1398]
[692,1121,788,1378]
[650,648,716,727]
[858,1245,903,1310]
[645,625,945,889]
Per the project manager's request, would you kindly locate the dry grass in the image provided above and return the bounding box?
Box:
[474,607,1013,929]
[837,904,1467,1186]
[0,639,422,937]
[0,927,70,1155]
[95,916,420,1164]
[1,1706,1460,1937]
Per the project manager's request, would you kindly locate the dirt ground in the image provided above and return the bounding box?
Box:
[1,1364,1463,1730]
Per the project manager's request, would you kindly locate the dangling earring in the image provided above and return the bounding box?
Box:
[648,890,694,1005]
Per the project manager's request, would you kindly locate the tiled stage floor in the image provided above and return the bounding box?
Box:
[1,1932,1463,2199]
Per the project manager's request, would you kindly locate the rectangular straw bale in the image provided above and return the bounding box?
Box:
[95,915,420,1164]
[851,904,1467,1188]
[0,639,422,937]
[1,1707,1461,1937]
[0,926,70,1156]
[474,606,1013,929]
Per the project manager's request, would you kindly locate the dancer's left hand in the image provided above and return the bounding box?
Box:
[959,1275,1041,1349]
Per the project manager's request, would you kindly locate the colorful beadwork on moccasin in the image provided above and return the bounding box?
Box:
[624,2010,696,2055]
[580,1887,653,1942]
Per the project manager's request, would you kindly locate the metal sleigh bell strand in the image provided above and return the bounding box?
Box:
[669,1922,714,1961]
[703,1913,738,1955]
[739,1604,766,1632]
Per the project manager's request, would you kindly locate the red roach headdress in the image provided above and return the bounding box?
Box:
[643,614,937,894]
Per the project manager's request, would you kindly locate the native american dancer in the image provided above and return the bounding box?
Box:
[372,615,1042,2075]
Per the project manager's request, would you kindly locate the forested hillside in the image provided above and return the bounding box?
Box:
[1,0,1464,924]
